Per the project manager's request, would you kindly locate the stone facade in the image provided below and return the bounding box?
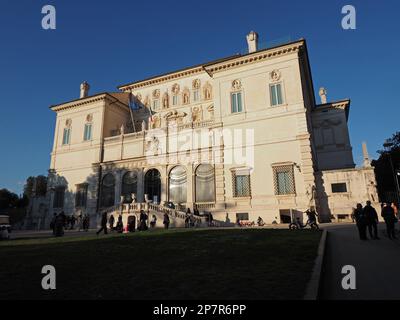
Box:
[26,32,379,229]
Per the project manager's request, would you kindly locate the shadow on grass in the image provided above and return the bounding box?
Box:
[0,229,321,300]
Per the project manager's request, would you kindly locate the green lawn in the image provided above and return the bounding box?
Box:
[0,229,321,300]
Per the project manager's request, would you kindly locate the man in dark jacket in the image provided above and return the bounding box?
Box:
[96,212,108,235]
[363,201,379,240]
[381,203,397,239]
[354,203,367,240]
[108,214,115,232]
[163,212,170,229]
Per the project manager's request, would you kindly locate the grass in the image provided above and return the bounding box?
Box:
[0,229,321,300]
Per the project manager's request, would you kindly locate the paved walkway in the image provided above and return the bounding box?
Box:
[320,223,400,300]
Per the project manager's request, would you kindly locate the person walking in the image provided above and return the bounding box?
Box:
[354,203,368,240]
[77,213,83,232]
[50,213,57,236]
[363,201,380,240]
[392,202,399,218]
[209,212,214,227]
[54,211,66,237]
[139,210,148,231]
[150,215,157,228]
[96,212,108,235]
[381,203,397,239]
[108,214,115,232]
[70,215,76,230]
[116,214,124,233]
[83,214,90,232]
[163,212,170,229]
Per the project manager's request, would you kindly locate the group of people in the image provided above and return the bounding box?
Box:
[184,208,212,228]
[96,212,124,235]
[353,201,399,240]
[96,210,172,235]
[50,212,90,237]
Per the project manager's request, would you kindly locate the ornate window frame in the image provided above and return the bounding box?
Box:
[231,167,252,198]
[75,183,88,208]
[230,79,244,114]
[62,119,72,146]
[272,162,296,196]
[268,70,286,107]
[83,114,93,142]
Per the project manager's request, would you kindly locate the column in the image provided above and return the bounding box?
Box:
[115,170,122,207]
[138,168,144,203]
[161,166,168,204]
[186,164,194,210]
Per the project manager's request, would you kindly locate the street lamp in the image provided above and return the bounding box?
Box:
[383,140,400,205]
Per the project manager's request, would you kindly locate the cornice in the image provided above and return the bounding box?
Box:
[204,41,304,75]
[118,40,305,92]
[313,99,351,121]
[314,99,350,112]
[50,93,129,112]
[119,66,205,92]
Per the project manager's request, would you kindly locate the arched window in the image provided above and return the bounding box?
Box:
[122,171,138,203]
[101,173,115,207]
[144,169,161,203]
[195,164,215,203]
[169,166,187,204]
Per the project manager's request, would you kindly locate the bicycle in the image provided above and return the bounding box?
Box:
[289,218,319,231]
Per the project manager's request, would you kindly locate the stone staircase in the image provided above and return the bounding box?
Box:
[105,202,228,229]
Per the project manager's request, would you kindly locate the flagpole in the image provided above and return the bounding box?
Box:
[129,92,136,133]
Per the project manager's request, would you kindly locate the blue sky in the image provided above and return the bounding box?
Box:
[0,0,399,194]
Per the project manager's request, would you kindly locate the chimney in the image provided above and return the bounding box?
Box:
[319,87,327,104]
[80,81,90,98]
[362,142,372,168]
[246,31,259,53]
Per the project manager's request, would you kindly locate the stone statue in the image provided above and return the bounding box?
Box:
[305,184,316,207]
[80,81,90,98]
[131,193,137,204]
[319,87,327,104]
[162,93,169,109]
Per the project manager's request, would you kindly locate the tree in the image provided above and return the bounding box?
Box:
[0,189,20,210]
[372,131,400,203]
[23,175,48,199]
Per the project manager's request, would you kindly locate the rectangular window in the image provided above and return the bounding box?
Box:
[231,92,243,113]
[236,213,249,221]
[270,83,283,106]
[75,184,88,208]
[193,90,199,102]
[173,95,178,106]
[153,99,160,111]
[233,174,251,197]
[83,123,92,141]
[332,183,347,193]
[53,187,65,209]
[62,128,71,145]
[273,165,295,195]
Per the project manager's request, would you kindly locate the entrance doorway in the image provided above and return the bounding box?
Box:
[144,169,161,204]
